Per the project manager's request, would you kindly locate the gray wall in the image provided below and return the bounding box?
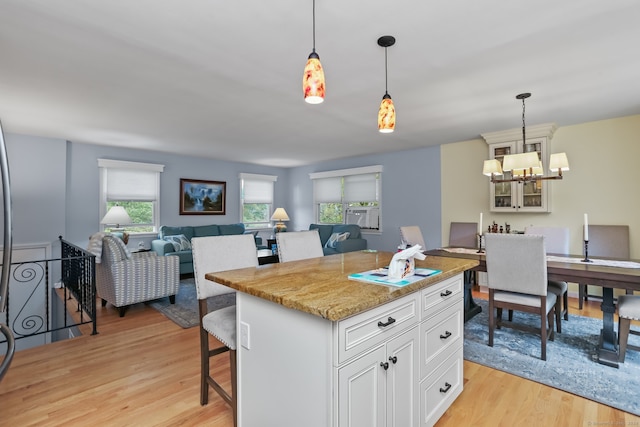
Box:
[4,132,441,254]
[66,142,290,247]
[288,145,442,252]
[1,134,66,247]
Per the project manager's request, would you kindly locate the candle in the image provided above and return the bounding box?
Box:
[479,213,483,235]
[584,213,589,241]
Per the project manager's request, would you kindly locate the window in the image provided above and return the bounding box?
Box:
[98,159,164,234]
[310,165,382,231]
[239,173,277,229]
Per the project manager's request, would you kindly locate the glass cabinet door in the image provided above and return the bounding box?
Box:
[489,143,516,212]
[520,138,546,210]
[487,138,549,212]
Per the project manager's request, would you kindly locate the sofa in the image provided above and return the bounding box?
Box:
[151,223,263,274]
[308,223,368,255]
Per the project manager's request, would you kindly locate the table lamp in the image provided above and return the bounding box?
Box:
[271,208,289,233]
[101,205,132,243]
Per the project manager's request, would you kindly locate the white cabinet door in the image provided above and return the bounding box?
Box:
[486,137,551,213]
[338,345,387,427]
[386,326,420,427]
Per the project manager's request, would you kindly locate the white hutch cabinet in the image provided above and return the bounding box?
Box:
[482,123,557,213]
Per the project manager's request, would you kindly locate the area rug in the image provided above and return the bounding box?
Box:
[464,299,640,416]
[147,278,235,328]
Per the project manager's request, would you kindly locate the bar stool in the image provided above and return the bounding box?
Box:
[618,295,640,363]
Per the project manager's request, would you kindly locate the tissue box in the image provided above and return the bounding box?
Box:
[389,257,415,279]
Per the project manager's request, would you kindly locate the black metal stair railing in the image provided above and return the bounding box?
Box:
[0,237,97,351]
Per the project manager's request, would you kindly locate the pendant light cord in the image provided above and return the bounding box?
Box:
[312,0,316,53]
[521,96,526,150]
[384,47,389,95]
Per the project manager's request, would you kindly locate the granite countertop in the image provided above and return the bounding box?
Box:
[207,250,479,322]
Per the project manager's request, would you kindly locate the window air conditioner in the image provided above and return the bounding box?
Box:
[345,207,379,229]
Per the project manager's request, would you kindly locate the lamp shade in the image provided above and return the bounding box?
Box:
[549,152,570,172]
[501,152,539,172]
[378,94,395,133]
[270,208,290,222]
[482,159,503,176]
[303,52,325,104]
[101,206,132,227]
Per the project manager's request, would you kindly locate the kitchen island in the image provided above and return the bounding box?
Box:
[208,250,478,427]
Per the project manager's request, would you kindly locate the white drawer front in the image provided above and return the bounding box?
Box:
[420,299,463,380]
[421,274,463,320]
[337,292,419,364]
[420,345,463,427]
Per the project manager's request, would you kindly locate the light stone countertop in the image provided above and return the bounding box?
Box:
[207,250,479,321]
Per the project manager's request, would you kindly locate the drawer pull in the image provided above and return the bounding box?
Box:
[440,290,452,297]
[378,317,396,328]
[440,331,452,340]
[439,382,452,393]
[380,361,389,370]
[389,356,397,364]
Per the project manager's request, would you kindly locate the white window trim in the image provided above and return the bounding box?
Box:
[310,165,383,233]
[98,159,164,233]
[239,173,278,229]
[309,165,383,180]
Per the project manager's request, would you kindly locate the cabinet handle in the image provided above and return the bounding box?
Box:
[378,317,396,328]
[389,356,397,364]
[440,382,452,393]
[380,362,389,370]
[440,290,452,297]
[440,331,452,340]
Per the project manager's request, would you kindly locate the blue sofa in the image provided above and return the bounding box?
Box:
[151,223,262,274]
[308,223,368,255]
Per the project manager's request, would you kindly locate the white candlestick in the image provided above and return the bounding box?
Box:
[584,213,589,241]
[479,213,483,235]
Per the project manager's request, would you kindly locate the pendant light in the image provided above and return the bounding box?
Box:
[302,0,325,104]
[377,35,396,133]
[482,93,570,183]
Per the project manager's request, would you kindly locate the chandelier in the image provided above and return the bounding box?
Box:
[483,93,569,183]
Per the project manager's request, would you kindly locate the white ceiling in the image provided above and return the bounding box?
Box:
[1,0,639,167]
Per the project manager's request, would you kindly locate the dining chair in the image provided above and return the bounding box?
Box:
[617,294,640,362]
[579,225,630,309]
[276,230,324,262]
[485,233,556,360]
[449,222,478,248]
[191,234,258,427]
[449,222,479,316]
[524,226,570,332]
[400,225,427,250]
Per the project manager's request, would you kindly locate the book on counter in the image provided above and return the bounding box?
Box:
[348,267,442,287]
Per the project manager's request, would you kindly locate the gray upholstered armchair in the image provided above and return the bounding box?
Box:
[96,234,180,317]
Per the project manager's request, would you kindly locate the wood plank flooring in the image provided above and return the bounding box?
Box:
[0,291,638,426]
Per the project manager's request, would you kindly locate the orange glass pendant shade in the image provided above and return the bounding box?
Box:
[303,51,325,104]
[378,93,395,133]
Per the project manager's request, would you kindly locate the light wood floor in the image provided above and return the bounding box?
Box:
[0,291,638,426]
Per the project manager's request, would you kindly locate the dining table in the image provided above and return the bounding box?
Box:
[425,247,640,368]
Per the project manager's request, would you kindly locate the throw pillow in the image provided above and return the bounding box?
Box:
[163,234,192,252]
[324,231,350,249]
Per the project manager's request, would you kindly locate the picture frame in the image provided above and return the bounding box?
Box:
[179,178,226,215]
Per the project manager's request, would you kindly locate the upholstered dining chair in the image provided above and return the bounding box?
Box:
[276,230,324,262]
[525,226,570,332]
[449,222,479,310]
[400,225,427,250]
[617,295,640,362]
[449,222,478,248]
[191,234,258,427]
[579,225,630,309]
[485,233,557,360]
